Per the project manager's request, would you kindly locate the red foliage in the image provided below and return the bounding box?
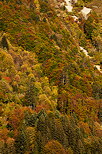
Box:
[0,2,3,5]
[3,76,11,83]
[0,128,9,141]
[9,108,24,130]
[35,105,46,113]
[3,5,10,9]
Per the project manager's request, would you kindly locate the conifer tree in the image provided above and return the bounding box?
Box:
[24,78,38,109]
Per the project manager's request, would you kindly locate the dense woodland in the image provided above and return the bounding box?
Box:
[0,0,102,153]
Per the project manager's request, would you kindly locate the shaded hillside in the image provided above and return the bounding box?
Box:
[87,0,102,23]
[0,0,102,153]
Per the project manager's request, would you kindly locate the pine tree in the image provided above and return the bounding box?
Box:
[24,78,39,109]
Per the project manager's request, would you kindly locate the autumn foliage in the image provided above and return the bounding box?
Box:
[0,0,102,153]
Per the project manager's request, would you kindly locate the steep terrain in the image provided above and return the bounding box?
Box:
[87,0,102,23]
[0,0,102,153]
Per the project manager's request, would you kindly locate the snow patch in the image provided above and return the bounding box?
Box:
[65,5,73,12]
[94,65,102,73]
[81,7,91,19]
[64,0,78,12]
[80,47,102,73]
[65,0,73,12]
[64,0,71,5]
[80,46,89,57]
[72,15,78,21]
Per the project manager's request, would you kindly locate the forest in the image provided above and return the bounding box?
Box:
[0,0,102,153]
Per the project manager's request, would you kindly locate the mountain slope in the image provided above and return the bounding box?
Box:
[0,0,102,153]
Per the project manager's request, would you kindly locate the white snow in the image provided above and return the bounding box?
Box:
[80,46,89,57]
[80,47,102,73]
[64,0,78,12]
[65,5,73,12]
[81,7,91,19]
[65,0,71,5]
[65,0,73,12]
[94,65,102,73]
[72,15,78,21]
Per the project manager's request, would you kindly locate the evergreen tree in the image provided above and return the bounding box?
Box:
[24,78,39,109]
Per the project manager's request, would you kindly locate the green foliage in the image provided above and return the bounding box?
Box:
[24,78,39,109]
[6,137,15,154]
[84,12,99,41]
[25,127,37,153]
[15,129,27,154]
[0,80,13,103]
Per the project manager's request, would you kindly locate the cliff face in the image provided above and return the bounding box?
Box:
[0,0,102,153]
